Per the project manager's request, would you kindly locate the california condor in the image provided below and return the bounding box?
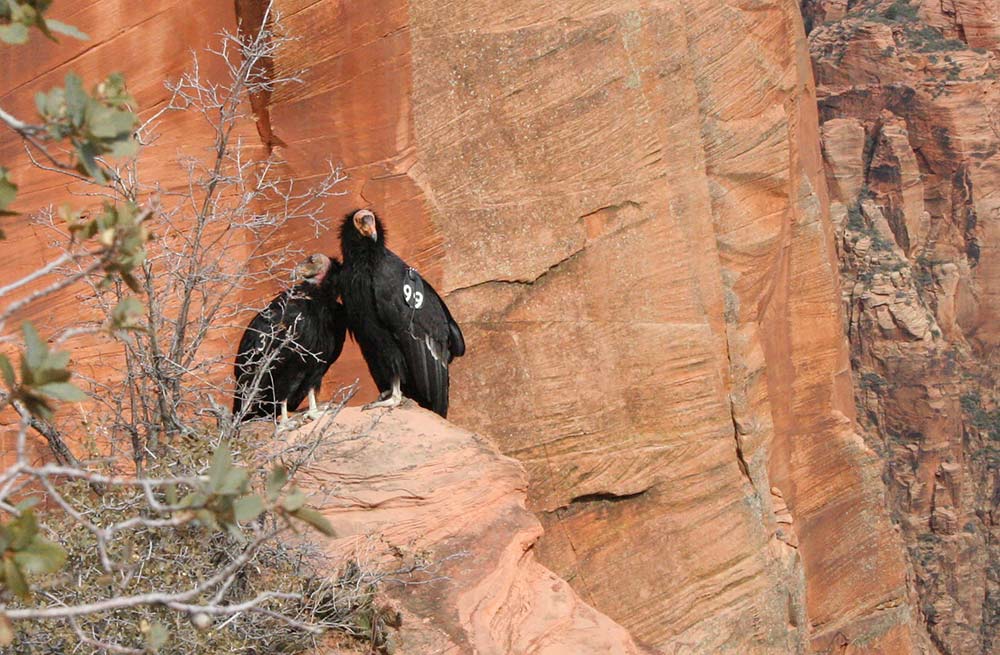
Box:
[232,253,347,423]
[339,209,465,417]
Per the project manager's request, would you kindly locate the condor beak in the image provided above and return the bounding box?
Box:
[363,213,378,241]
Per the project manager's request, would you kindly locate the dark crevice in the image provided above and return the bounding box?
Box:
[577,200,642,221]
[568,488,649,505]
[449,202,651,297]
[234,0,287,153]
[730,403,753,485]
[447,245,586,295]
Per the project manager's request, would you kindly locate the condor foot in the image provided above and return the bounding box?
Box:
[363,385,401,411]
[303,405,327,421]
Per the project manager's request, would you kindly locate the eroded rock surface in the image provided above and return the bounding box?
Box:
[809,1,999,652]
[296,405,655,655]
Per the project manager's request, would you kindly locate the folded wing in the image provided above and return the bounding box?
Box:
[373,255,463,417]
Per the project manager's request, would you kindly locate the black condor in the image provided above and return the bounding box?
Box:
[232,253,347,423]
[338,209,465,417]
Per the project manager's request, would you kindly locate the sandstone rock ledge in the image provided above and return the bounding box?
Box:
[294,405,653,655]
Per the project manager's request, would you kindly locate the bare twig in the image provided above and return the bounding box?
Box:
[0,6,379,653]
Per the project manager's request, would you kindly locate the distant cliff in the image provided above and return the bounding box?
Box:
[808,1,999,653]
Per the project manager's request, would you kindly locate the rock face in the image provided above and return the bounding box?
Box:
[297,405,653,655]
[808,2,999,653]
[4,0,984,653]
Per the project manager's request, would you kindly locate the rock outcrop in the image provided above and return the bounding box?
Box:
[808,1,999,653]
[6,0,989,653]
[297,405,653,655]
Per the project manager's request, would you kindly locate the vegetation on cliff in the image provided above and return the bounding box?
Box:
[0,4,396,652]
[811,1,999,651]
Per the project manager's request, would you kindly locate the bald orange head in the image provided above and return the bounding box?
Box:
[352,209,377,241]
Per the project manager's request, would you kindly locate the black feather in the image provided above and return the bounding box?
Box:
[339,210,465,417]
[232,256,347,421]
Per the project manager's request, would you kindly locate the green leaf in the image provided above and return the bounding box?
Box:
[14,497,39,512]
[74,139,105,183]
[3,558,28,599]
[145,622,168,652]
[226,523,247,544]
[7,510,38,551]
[43,19,88,40]
[282,488,306,513]
[233,495,264,523]
[217,467,248,496]
[32,13,56,42]
[21,321,45,371]
[47,92,65,125]
[266,466,288,501]
[97,73,133,105]
[208,442,232,492]
[0,167,17,213]
[63,73,86,127]
[111,297,143,330]
[178,492,206,509]
[109,135,138,158]
[0,355,15,388]
[41,86,64,120]
[194,509,218,531]
[0,23,29,44]
[20,395,53,421]
[292,507,335,537]
[37,381,87,402]
[31,366,69,387]
[86,104,135,139]
[43,349,70,372]
[13,536,66,574]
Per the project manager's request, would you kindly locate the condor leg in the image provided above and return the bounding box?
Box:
[276,400,294,430]
[304,388,324,421]
[363,378,402,411]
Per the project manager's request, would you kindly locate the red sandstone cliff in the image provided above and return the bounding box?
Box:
[4,0,993,653]
[807,1,998,653]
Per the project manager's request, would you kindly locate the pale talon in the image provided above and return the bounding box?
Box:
[302,389,324,421]
[275,400,298,431]
[362,378,402,411]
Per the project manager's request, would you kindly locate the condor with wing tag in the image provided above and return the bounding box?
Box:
[339,209,466,417]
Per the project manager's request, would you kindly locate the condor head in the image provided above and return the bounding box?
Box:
[352,209,378,242]
[293,253,331,284]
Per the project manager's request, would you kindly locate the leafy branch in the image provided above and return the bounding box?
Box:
[0,0,87,45]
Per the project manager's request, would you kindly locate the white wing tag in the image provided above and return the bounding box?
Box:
[403,268,425,309]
